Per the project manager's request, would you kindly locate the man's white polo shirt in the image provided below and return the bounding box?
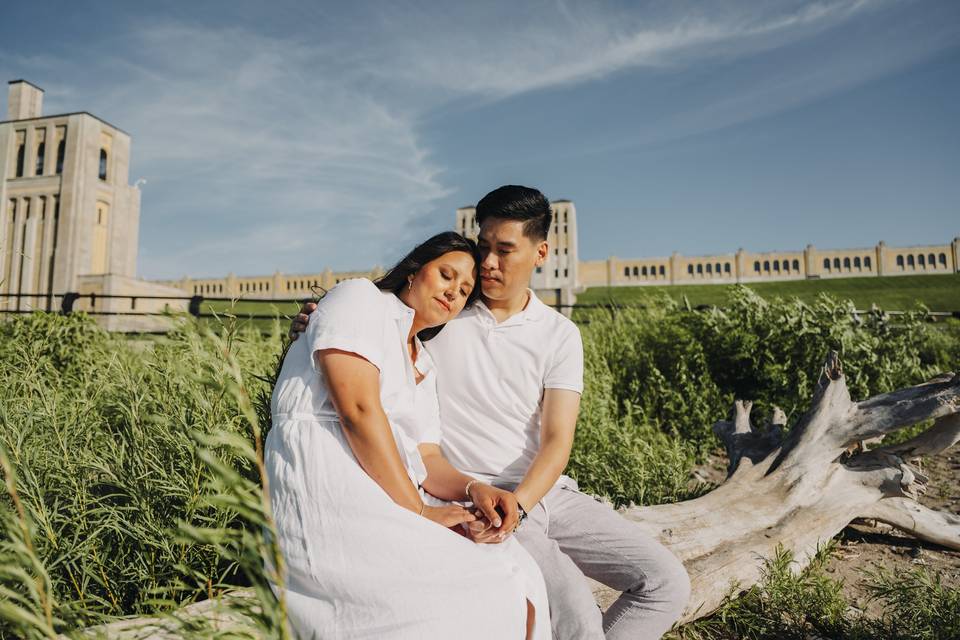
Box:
[423,290,583,484]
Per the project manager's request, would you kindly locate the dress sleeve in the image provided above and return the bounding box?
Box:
[305,279,387,373]
[543,321,584,394]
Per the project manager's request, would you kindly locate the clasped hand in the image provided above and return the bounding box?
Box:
[465,483,520,544]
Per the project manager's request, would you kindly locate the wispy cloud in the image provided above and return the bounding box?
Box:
[1,0,953,278]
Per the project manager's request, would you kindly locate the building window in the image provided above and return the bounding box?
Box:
[706,263,712,274]
[907,255,915,267]
[641,266,647,276]
[939,253,947,266]
[99,149,108,181]
[35,142,45,176]
[896,255,904,269]
[696,264,703,274]
[763,260,770,272]
[773,260,780,272]
[842,257,850,269]
[918,254,925,267]
[725,263,731,274]
[687,264,694,275]
[783,261,790,273]
[853,257,861,269]
[715,262,721,274]
[56,140,66,174]
[564,268,568,277]
[928,253,936,268]
[754,261,761,273]
[792,259,800,271]
[15,143,25,177]
[864,256,872,270]
[833,258,841,269]
[823,258,831,270]
[553,269,558,278]
[659,265,665,276]
[624,267,630,277]
[632,266,639,276]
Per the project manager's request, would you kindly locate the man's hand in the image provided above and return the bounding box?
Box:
[465,484,519,543]
[289,301,316,340]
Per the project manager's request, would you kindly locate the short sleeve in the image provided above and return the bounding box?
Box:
[306,279,387,373]
[543,321,584,394]
[412,373,444,444]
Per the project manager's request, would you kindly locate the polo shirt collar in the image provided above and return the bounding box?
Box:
[474,289,546,326]
[384,290,416,321]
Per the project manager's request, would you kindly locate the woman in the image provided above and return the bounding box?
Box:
[266,232,547,640]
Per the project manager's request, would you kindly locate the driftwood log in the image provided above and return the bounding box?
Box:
[605,351,960,622]
[74,353,960,637]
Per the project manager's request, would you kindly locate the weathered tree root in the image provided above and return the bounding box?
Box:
[620,352,960,622]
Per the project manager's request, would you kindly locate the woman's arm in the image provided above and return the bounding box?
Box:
[419,443,519,536]
[319,349,475,528]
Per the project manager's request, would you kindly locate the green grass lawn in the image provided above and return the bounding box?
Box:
[578,273,960,312]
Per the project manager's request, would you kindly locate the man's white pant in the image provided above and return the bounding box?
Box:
[509,478,691,640]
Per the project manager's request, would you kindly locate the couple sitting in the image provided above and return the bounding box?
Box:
[267,185,690,639]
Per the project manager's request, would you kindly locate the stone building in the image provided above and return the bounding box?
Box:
[0,79,183,329]
[581,239,960,288]
[154,266,385,300]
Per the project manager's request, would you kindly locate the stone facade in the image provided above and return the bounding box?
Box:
[582,239,960,288]
[154,266,386,300]
[0,80,184,330]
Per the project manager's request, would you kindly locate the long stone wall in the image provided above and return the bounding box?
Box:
[580,238,960,288]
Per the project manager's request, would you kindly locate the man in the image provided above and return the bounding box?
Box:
[291,185,690,639]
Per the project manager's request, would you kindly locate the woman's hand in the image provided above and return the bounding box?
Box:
[422,504,477,529]
[467,483,519,540]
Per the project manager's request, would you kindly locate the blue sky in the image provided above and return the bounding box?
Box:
[1,0,958,279]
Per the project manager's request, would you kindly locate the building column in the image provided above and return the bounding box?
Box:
[669,252,679,285]
[952,237,960,273]
[9,198,27,309]
[605,257,616,286]
[272,271,283,299]
[875,241,887,276]
[804,244,817,278]
[734,249,745,283]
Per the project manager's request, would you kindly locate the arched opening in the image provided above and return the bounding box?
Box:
[706,263,713,274]
[725,263,731,274]
[754,261,761,273]
[823,258,831,271]
[659,265,665,276]
[939,253,947,266]
[896,255,905,269]
[843,257,851,269]
[864,256,872,270]
[632,266,639,276]
[763,260,770,272]
[907,255,915,268]
[688,264,694,275]
[696,264,703,274]
[641,266,648,276]
[792,259,800,271]
[833,258,841,269]
[623,266,629,277]
[99,149,108,181]
[853,257,861,269]
[928,253,936,268]
[773,260,780,272]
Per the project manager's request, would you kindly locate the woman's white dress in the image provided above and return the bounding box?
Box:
[266,279,549,640]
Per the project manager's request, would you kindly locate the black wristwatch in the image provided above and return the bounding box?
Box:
[517,504,529,527]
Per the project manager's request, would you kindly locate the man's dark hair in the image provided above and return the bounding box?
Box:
[475,185,552,241]
[375,231,481,340]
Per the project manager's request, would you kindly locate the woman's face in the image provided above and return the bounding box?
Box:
[401,251,477,328]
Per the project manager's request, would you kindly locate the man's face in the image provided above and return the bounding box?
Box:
[477,218,547,302]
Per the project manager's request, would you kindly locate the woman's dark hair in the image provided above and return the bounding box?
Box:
[375,231,481,341]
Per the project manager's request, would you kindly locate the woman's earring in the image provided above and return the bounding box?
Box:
[407,277,413,291]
